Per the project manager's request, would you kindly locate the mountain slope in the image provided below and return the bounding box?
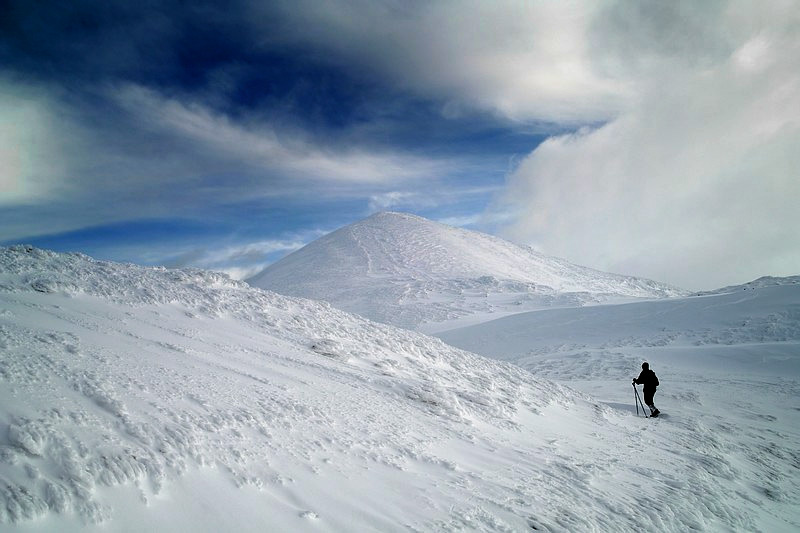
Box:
[248,212,685,331]
[0,245,780,531]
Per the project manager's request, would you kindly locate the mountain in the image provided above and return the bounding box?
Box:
[2,245,796,531]
[248,212,686,331]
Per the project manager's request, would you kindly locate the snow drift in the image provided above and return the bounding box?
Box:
[248,212,685,331]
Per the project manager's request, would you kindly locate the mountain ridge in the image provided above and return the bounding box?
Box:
[691,274,800,296]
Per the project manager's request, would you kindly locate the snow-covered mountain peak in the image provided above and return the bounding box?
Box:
[248,212,686,330]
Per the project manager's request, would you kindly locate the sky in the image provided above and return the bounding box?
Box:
[1,0,798,290]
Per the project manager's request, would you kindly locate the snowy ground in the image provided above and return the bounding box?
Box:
[439,284,800,531]
[1,246,798,531]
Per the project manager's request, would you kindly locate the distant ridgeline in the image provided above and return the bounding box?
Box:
[691,275,800,296]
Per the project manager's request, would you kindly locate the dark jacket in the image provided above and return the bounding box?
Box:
[635,369,659,391]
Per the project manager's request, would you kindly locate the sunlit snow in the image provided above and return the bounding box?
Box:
[1,225,798,531]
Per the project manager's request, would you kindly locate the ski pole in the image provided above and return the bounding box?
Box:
[637,386,648,417]
[636,386,647,417]
[633,382,648,418]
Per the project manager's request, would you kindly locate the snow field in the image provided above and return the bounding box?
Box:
[0,247,615,530]
[2,246,797,531]
[440,285,800,531]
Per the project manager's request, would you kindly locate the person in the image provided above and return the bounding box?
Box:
[633,362,660,417]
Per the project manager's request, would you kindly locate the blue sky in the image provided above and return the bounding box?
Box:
[2,1,799,289]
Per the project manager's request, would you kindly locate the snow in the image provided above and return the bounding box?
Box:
[2,241,798,532]
[691,275,800,296]
[248,212,686,331]
[438,284,800,531]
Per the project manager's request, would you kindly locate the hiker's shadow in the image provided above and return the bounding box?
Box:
[602,401,651,416]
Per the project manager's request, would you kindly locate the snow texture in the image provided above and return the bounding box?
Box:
[248,212,686,331]
[439,284,800,531]
[2,243,798,532]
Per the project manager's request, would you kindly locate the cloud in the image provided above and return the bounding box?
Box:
[164,237,315,280]
[367,191,422,212]
[436,215,480,228]
[8,0,795,291]
[254,0,630,124]
[5,1,588,247]
[113,84,449,184]
[210,239,309,262]
[0,78,74,206]
[0,77,153,241]
[366,184,503,215]
[3,1,630,124]
[493,1,800,290]
[0,76,458,242]
[0,77,213,240]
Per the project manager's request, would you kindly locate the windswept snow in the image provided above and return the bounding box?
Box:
[248,212,685,331]
[439,283,800,531]
[2,246,797,531]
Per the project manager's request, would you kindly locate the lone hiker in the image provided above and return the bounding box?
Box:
[633,362,660,417]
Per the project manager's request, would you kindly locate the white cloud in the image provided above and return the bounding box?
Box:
[201,238,310,266]
[198,238,312,281]
[113,84,447,184]
[257,0,630,124]
[1,77,456,242]
[366,184,504,216]
[493,1,800,290]
[367,191,431,212]
[436,215,480,228]
[135,236,321,281]
[0,78,149,241]
[0,79,72,206]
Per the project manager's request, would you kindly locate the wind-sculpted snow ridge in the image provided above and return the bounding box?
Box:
[0,245,769,532]
[248,212,687,331]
